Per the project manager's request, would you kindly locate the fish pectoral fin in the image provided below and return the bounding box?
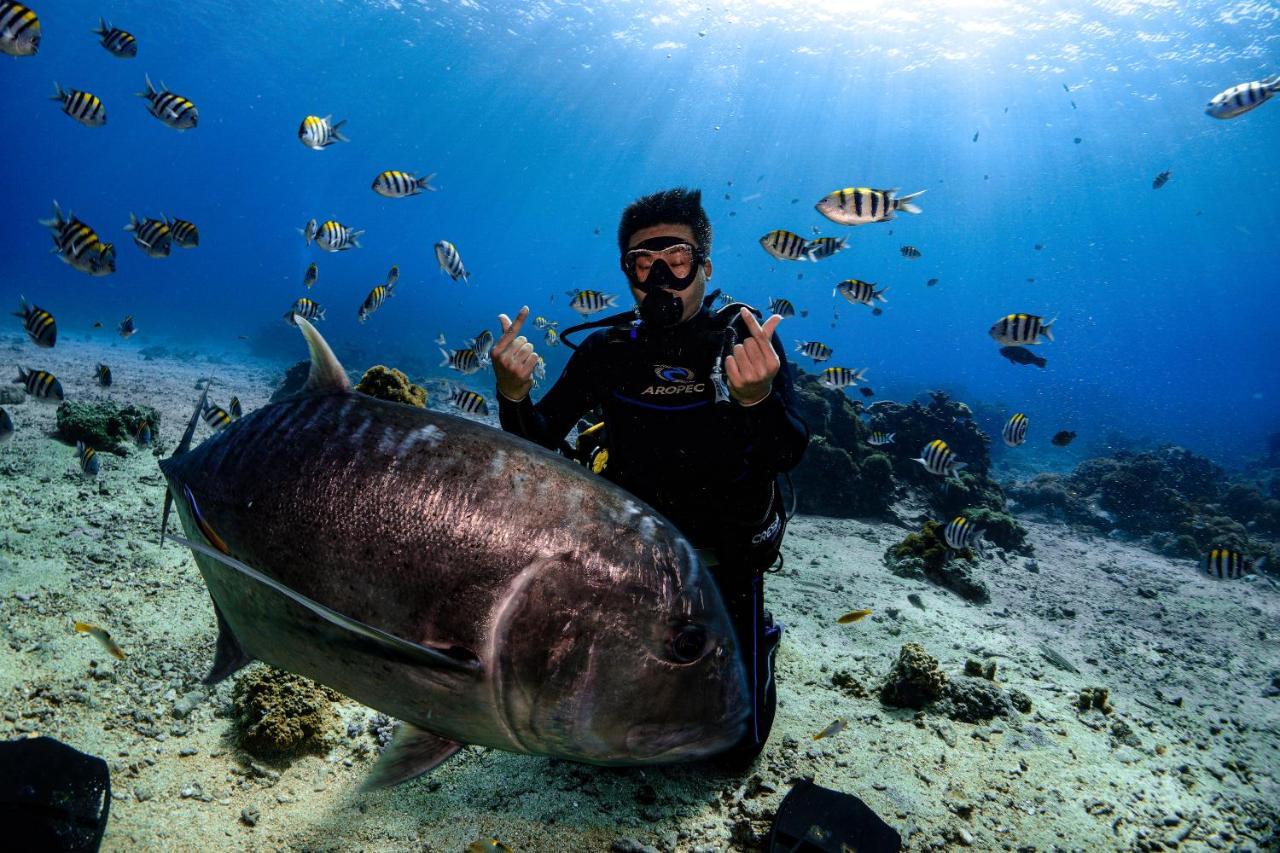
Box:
[362,724,463,790]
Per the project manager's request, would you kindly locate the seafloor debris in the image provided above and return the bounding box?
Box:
[232,666,341,758]
[831,669,869,699]
[55,400,159,454]
[880,642,948,709]
[1077,685,1114,715]
[355,365,427,408]
[270,359,310,402]
[885,521,991,603]
[964,659,997,680]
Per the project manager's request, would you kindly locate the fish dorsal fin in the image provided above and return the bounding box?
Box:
[362,724,463,790]
[294,315,351,393]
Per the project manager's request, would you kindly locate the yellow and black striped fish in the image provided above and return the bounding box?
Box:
[767,297,796,318]
[1206,76,1280,120]
[94,363,112,387]
[13,366,64,402]
[900,245,922,259]
[989,313,1055,346]
[202,400,233,431]
[1002,413,1029,447]
[943,516,988,556]
[913,439,965,478]
[544,327,560,347]
[305,220,363,252]
[137,74,197,130]
[41,201,116,276]
[50,83,106,127]
[372,170,437,198]
[164,215,199,248]
[0,2,40,56]
[1202,547,1265,580]
[819,366,867,389]
[298,114,348,149]
[468,329,495,357]
[794,340,833,362]
[286,298,325,324]
[440,347,484,375]
[816,187,925,226]
[76,440,100,476]
[229,396,242,419]
[450,386,490,416]
[125,213,172,258]
[13,296,56,348]
[568,290,619,315]
[759,229,809,261]
[358,282,395,323]
[804,236,848,261]
[94,17,136,57]
[867,431,895,447]
[834,279,889,307]
[435,240,470,282]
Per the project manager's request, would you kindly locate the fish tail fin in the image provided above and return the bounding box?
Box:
[40,200,65,229]
[876,286,889,303]
[417,172,438,192]
[50,81,63,101]
[137,74,156,99]
[331,118,349,142]
[160,387,209,546]
[1264,75,1280,92]
[13,366,27,384]
[94,17,107,35]
[13,295,28,318]
[1042,317,1056,342]
[350,230,364,248]
[125,212,139,233]
[896,189,926,214]
[439,348,451,367]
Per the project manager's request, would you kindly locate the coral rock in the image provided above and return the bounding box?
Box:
[880,643,948,709]
[356,365,427,408]
[55,400,160,455]
[233,666,341,758]
[885,521,991,604]
[270,359,311,402]
[1077,686,1113,715]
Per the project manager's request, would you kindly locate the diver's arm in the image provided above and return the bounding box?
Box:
[733,334,810,473]
[498,338,599,451]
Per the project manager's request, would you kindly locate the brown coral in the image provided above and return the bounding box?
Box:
[356,365,427,408]
[233,666,341,758]
[880,643,948,709]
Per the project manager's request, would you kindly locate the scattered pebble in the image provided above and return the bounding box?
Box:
[240,806,260,827]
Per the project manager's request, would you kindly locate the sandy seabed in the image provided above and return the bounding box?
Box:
[1,333,1277,852]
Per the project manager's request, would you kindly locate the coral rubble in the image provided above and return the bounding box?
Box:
[232,666,341,758]
[355,365,427,408]
[880,642,949,709]
[884,521,991,603]
[55,400,160,454]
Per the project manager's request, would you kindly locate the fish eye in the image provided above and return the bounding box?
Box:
[668,623,709,664]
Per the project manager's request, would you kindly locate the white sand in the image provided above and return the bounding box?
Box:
[1,333,1277,851]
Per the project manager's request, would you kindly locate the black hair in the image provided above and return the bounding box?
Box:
[616,188,712,255]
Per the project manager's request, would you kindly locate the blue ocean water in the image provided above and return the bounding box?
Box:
[3,0,1278,470]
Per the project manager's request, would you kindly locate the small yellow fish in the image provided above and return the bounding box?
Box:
[837,608,872,624]
[74,621,126,660]
[813,718,847,740]
[467,840,512,853]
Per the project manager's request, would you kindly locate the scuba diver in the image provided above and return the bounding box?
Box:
[490,187,810,768]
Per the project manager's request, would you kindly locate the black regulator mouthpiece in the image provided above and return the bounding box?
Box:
[626,236,702,330]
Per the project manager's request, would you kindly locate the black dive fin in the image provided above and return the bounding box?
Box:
[294,315,351,393]
[204,602,253,685]
[767,779,901,853]
[361,724,463,790]
[159,387,208,546]
[167,532,482,676]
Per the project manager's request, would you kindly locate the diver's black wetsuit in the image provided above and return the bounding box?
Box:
[497,304,810,764]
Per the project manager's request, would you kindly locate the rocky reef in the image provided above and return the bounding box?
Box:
[884,521,991,603]
[1008,445,1279,565]
[232,666,341,759]
[55,400,159,455]
[355,365,427,408]
[269,359,310,402]
[879,643,1030,723]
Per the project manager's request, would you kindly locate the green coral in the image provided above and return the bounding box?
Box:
[233,666,341,758]
[56,400,159,455]
[888,520,958,575]
[964,506,1031,554]
[356,365,426,408]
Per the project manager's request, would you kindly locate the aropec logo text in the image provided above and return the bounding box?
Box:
[642,364,706,396]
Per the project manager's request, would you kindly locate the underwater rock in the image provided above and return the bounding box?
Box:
[1077,686,1114,715]
[232,666,341,758]
[55,400,159,455]
[831,669,869,699]
[355,365,427,408]
[884,521,991,604]
[865,390,993,478]
[961,506,1030,554]
[0,386,25,405]
[963,659,997,681]
[880,642,948,709]
[270,359,310,402]
[936,675,1019,723]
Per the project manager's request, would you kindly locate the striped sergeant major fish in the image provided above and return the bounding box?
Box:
[134,418,153,447]
[819,366,868,389]
[1203,547,1268,580]
[298,114,348,149]
[164,215,199,248]
[386,265,399,289]
[0,1,39,56]
[794,340,833,362]
[76,440,100,476]
[95,363,112,387]
[913,439,965,479]
[126,213,173,258]
[900,245,921,259]
[118,315,137,338]
[50,83,106,127]
[533,316,558,330]
[804,237,848,261]
[867,431,895,447]
[303,262,318,289]
[94,18,136,57]
[202,400,233,431]
[372,170,438,198]
[1205,75,1280,120]
[834,279,889,307]
[943,516,989,557]
[767,297,795,318]
[435,240,470,283]
[13,296,56,348]
[449,386,490,416]
[41,201,116,276]
[440,347,485,375]
[467,329,495,357]
[304,220,363,252]
[358,282,395,323]
[815,187,925,226]
[1002,413,1029,447]
[13,366,63,402]
[989,313,1055,346]
[0,406,13,442]
[137,74,198,130]
[545,327,560,347]
[286,298,325,324]
[568,290,618,315]
[759,229,810,261]
[1152,170,1171,190]
[229,396,242,419]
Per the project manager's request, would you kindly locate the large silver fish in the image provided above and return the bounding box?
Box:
[159,318,747,787]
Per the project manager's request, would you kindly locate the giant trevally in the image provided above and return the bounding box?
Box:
[159,316,748,787]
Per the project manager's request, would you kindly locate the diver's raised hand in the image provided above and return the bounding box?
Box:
[492,306,537,402]
[725,308,782,406]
